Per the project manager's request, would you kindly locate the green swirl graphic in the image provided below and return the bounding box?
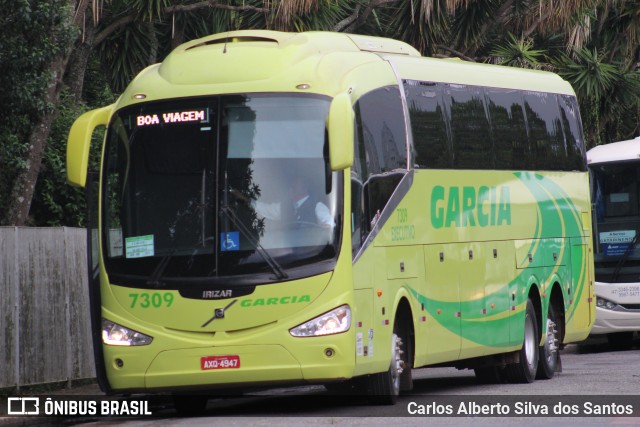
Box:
[409,172,588,347]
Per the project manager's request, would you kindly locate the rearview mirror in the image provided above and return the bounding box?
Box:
[67,105,113,188]
[328,93,354,171]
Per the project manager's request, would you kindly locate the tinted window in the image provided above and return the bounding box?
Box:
[523,91,566,170]
[447,84,492,169]
[486,88,529,169]
[405,80,586,172]
[558,95,587,171]
[405,81,452,168]
[352,86,407,254]
[354,86,407,174]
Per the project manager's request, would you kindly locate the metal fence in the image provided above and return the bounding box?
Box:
[0,227,95,389]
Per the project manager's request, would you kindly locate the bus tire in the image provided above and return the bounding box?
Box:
[504,298,539,383]
[366,325,407,405]
[537,302,560,379]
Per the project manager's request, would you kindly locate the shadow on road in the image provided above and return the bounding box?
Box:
[570,333,640,354]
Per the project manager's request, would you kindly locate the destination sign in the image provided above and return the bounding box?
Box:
[136,109,207,126]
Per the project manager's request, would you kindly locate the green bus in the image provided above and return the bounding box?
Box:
[67,30,595,408]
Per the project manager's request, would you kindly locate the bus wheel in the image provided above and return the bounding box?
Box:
[504,298,539,383]
[366,327,406,405]
[537,303,560,379]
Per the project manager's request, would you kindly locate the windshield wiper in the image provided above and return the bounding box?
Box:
[220,205,288,280]
[146,248,176,287]
[611,231,640,282]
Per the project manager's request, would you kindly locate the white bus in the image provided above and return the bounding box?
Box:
[588,136,640,347]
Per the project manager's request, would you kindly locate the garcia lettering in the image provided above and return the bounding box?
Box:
[431,185,511,229]
[240,294,311,307]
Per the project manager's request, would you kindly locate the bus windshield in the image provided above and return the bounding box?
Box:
[592,160,640,260]
[102,94,340,287]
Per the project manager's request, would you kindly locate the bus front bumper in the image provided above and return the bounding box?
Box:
[591,281,640,335]
[104,341,355,392]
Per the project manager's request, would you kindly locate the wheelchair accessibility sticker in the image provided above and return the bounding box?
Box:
[220,232,240,251]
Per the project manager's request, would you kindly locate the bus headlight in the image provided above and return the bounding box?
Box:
[102,319,153,346]
[290,305,351,337]
[596,297,618,311]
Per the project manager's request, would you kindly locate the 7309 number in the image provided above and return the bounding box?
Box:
[129,292,174,308]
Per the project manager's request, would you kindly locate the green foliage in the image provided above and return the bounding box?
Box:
[0,120,30,219]
[489,34,545,69]
[2,0,638,226]
[30,85,111,227]
[280,0,356,32]
[554,48,620,100]
[97,21,161,93]
[95,0,358,93]
[0,0,77,225]
[29,90,87,226]
[130,0,174,21]
[29,49,116,227]
[0,0,77,114]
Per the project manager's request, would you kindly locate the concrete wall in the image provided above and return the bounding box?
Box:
[0,227,95,388]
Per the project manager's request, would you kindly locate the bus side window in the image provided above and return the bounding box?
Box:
[352,101,368,255]
[352,86,407,254]
[486,88,529,170]
[405,81,452,169]
[446,84,494,169]
[523,92,567,171]
[558,95,587,171]
[350,175,365,256]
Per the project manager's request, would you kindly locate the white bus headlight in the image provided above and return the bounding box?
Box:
[290,305,351,337]
[596,297,618,311]
[102,319,153,346]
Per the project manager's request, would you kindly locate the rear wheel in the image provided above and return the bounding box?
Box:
[504,298,539,383]
[537,302,561,379]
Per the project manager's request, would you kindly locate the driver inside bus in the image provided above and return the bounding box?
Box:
[230,177,333,228]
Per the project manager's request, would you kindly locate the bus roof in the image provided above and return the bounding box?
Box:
[119,30,577,108]
[388,54,575,95]
[587,136,640,165]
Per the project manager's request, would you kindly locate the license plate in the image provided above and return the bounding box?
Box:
[201,355,240,370]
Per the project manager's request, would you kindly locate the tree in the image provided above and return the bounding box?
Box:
[92,0,356,93]
[0,0,78,226]
[363,0,639,146]
[2,0,638,226]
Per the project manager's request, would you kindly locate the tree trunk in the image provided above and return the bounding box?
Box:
[3,2,91,226]
[4,56,69,226]
[146,21,159,65]
[65,22,95,101]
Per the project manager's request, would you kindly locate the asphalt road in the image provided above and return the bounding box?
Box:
[3,335,639,426]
